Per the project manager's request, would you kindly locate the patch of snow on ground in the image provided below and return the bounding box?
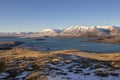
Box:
[15,71,29,80]
[0,72,9,79]
[47,66,120,80]
[46,55,120,80]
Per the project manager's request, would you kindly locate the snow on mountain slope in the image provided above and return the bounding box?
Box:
[42,29,56,33]
[53,29,64,34]
[40,29,58,37]
[25,26,120,38]
[0,26,119,38]
[95,26,120,30]
[39,28,64,37]
[61,26,120,37]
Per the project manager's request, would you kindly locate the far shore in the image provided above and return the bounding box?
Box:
[81,36,120,44]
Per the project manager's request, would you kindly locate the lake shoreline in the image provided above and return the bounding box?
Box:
[0,41,24,50]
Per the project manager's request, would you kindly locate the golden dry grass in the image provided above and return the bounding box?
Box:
[51,49,120,61]
[0,48,119,62]
[26,72,47,80]
[55,51,120,61]
[0,47,120,79]
[0,47,45,61]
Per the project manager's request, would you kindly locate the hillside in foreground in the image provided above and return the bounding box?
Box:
[0,48,120,80]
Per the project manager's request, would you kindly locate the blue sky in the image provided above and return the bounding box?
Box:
[0,0,120,32]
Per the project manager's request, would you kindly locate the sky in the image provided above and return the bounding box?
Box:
[0,0,120,32]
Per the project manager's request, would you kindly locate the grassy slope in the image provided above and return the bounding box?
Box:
[0,48,120,64]
[0,48,120,79]
[52,50,120,61]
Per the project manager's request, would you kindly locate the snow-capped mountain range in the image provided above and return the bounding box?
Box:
[60,26,120,37]
[0,26,120,38]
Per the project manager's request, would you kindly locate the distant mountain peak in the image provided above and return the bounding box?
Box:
[60,26,120,37]
[42,28,64,34]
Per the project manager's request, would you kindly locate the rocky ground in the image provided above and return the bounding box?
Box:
[0,48,120,80]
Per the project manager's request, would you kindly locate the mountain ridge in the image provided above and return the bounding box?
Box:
[0,26,120,38]
[60,26,120,37]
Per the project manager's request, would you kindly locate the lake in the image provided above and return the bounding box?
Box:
[0,37,120,53]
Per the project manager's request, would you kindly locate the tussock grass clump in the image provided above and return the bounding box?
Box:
[111,61,120,69]
[51,57,62,64]
[26,72,47,80]
[64,59,72,64]
[0,62,5,72]
[95,69,109,77]
[110,72,119,76]
[18,61,29,69]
